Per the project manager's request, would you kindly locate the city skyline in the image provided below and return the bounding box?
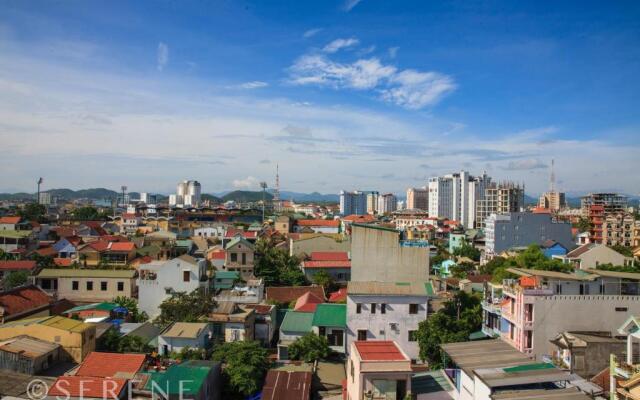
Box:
[1,1,639,194]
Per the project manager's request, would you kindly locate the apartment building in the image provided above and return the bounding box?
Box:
[223,236,255,280]
[481,268,640,361]
[340,190,368,216]
[366,192,379,215]
[581,193,627,244]
[35,268,137,303]
[475,181,525,229]
[406,187,429,211]
[428,171,492,229]
[377,193,398,214]
[603,212,636,247]
[346,281,433,361]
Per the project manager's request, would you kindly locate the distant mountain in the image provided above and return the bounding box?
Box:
[221,190,274,203]
[278,191,339,203]
[202,193,222,203]
[0,192,34,201]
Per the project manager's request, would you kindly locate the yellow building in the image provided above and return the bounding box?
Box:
[0,316,95,363]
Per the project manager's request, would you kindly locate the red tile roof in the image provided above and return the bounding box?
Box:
[224,230,258,238]
[297,219,340,227]
[354,341,408,361]
[36,247,58,257]
[0,216,21,225]
[75,352,146,378]
[0,260,37,271]
[328,288,347,303]
[210,250,225,260]
[310,252,349,261]
[294,291,324,313]
[0,285,52,317]
[108,242,136,252]
[53,258,74,267]
[303,260,351,269]
[48,376,127,398]
[266,286,325,304]
[86,240,110,252]
[244,304,275,315]
[262,370,312,400]
[122,213,137,219]
[343,214,375,222]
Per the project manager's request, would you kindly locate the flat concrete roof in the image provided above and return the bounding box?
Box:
[491,387,591,399]
[441,340,534,375]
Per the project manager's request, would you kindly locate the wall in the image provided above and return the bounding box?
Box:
[52,276,135,303]
[488,213,573,255]
[0,324,95,363]
[158,330,210,355]
[290,235,350,258]
[351,225,429,283]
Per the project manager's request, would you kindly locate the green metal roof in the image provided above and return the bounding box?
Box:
[468,330,489,341]
[64,302,118,314]
[424,282,435,296]
[143,360,218,395]
[312,304,346,328]
[280,311,314,334]
[214,271,240,280]
[503,362,554,373]
[175,239,193,248]
[37,268,136,278]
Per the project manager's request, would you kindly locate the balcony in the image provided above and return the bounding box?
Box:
[481,298,503,314]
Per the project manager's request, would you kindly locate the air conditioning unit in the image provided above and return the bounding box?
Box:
[389,323,398,331]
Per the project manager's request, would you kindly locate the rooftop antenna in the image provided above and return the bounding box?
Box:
[36,177,43,204]
[550,159,556,193]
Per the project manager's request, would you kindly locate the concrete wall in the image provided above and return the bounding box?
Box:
[487,212,574,255]
[351,225,429,283]
[50,276,136,303]
[290,235,351,258]
[0,324,95,363]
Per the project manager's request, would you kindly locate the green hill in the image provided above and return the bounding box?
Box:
[222,190,274,203]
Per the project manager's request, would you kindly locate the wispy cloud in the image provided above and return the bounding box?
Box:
[381,69,457,109]
[237,81,269,89]
[323,38,359,53]
[344,0,363,12]
[303,28,323,38]
[157,42,169,71]
[388,47,399,59]
[232,176,260,189]
[504,158,548,170]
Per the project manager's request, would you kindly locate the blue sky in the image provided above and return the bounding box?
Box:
[1,0,639,196]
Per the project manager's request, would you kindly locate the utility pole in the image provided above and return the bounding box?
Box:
[36,177,43,204]
[260,182,267,223]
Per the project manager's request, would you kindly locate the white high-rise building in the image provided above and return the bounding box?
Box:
[377,193,398,214]
[366,192,379,215]
[170,180,202,208]
[428,171,491,228]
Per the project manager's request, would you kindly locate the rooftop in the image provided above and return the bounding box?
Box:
[0,335,59,358]
[0,285,52,318]
[293,291,324,313]
[266,286,325,304]
[48,376,127,398]
[37,268,136,279]
[75,352,146,378]
[143,360,219,395]
[309,251,349,261]
[441,339,538,375]
[353,341,409,362]
[347,281,431,296]
[506,267,598,281]
[280,311,314,334]
[491,388,592,399]
[262,370,312,400]
[312,303,346,328]
[0,315,92,332]
[0,260,36,271]
[297,219,340,227]
[161,322,209,339]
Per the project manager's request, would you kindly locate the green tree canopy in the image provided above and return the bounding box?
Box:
[3,270,29,290]
[288,333,331,363]
[71,206,110,221]
[113,296,148,323]
[254,238,307,286]
[311,270,335,292]
[212,341,271,398]
[452,243,481,262]
[18,203,46,222]
[155,289,216,326]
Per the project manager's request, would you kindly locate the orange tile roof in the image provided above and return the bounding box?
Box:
[328,288,347,303]
[53,258,74,267]
[266,286,325,304]
[343,214,375,222]
[210,250,225,260]
[108,242,136,252]
[297,219,340,227]
[310,252,349,261]
[303,260,351,269]
[0,216,21,224]
[294,291,324,313]
[0,260,37,271]
[0,285,52,317]
[36,247,58,257]
[354,341,408,361]
[75,352,146,378]
[48,376,127,398]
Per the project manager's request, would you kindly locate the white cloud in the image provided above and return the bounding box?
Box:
[232,176,260,189]
[303,28,323,38]
[344,0,362,11]
[505,159,548,170]
[381,69,457,109]
[157,42,169,71]
[323,38,359,53]
[237,81,269,89]
[388,47,399,59]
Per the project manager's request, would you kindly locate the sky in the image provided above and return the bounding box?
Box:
[1,0,639,197]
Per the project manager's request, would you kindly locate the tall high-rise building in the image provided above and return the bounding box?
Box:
[581,193,628,244]
[340,190,368,216]
[170,180,202,208]
[428,171,491,228]
[475,181,525,229]
[406,187,429,211]
[377,193,398,214]
[538,159,566,212]
[366,192,379,215]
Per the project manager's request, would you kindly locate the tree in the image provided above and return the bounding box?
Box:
[29,253,55,269]
[113,296,148,323]
[19,203,46,222]
[452,243,481,262]
[312,270,335,292]
[450,262,475,279]
[416,291,482,368]
[575,217,591,233]
[288,333,331,363]
[155,289,216,326]
[3,270,29,290]
[254,238,307,286]
[170,346,208,361]
[611,245,634,258]
[212,341,270,399]
[99,329,153,353]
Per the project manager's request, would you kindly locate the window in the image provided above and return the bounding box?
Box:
[183,271,190,282]
[408,330,418,342]
[100,281,107,291]
[86,281,93,291]
[409,304,419,314]
[357,330,367,341]
[242,253,246,265]
[555,284,562,294]
[72,281,79,291]
[616,307,628,312]
[319,327,326,336]
[371,303,377,314]
[231,253,237,262]
[117,281,124,291]
[356,303,361,314]
[381,304,386,314]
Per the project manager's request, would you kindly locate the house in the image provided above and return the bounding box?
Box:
[328,288,347,303]
[262,369,312,400]
[266,285,325,305]
[549,331,625,379]
[312,303,346,353]
[441,339,589,400]
[346,341,412,400]
[221,229,257,247]
[140,360,222,400]
[301,251,351,283]
[52,237,81,259]
[557,243,634,269]
[212,271,239,291]
[194,224,226,239]
[35,268,137,303]
[293,291,324,313]
[278,311,314,360]
[274,215,292,234]
[158,322,212,356]
[244,304,276,346]
[207,302,255,343]
[0,316,95,362]
[0,285,53,323]
[62,302,123,321]
[223,236,255,280]
[214,278,264,304]
[120,213,142,234]
[73,351,146,378]
[0,216,22,231]
[137,255,208,318]
[0,229,34,253]
[119,322,161,345]
[0,260,37,280]
[48,375,129,399]
[294,219,341,234]
[0,335,61,374]
[207,248,225,269]
[346,281,434,361]
[540,239,568,259]
[77,240,137,267]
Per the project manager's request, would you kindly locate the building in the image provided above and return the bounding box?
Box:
[0,285,53,323]
[346,281,433,361]
[581,193,627,244]
[74,351,146,378]
[301,251,351,283]
[406,187,429,211]
[0,316,95,362]
[549,331,625,379]
[140,360,222,400]
[48,376,129,399]
[558,243,634,269]
[0,260,37,280]
[38,192,52,206]
[0,335,61,375]
[346,341,412,400]
[377,193,398,214]
[538,191,566,212]
[223,236,255,280]
[441,339,588,400]
[340,190,367,216]
[169,180,202,208]
[266,286,325,305]
[137,255,208,318]
[35,269,137,303]
[603,212,636,247]
[244,304,276,346]
[278,311,314,360]
[274,215,291,234]
[482,268,640,360]
[484,212,574,257]
[475,181,525,229]
[312,303,346,354]
[428,171,492,229]
[294,219,341,234]
[289,234,350,258]
[0,216,22,231]
[207,302,255,343]
[158,322,212,356]
[351,224,429,283]
[366,192,379,215]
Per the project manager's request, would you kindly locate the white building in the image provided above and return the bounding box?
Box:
[158,322,212,355]
[169,180,202,208]
[137,255,208,318]
[428,171,491,228]
[346,281,433,362]
[194,225,227,239]
[377,193,398,214]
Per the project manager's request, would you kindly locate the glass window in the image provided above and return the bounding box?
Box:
[357,330,367,341]
[72,281,79,291]
[381,304,386,314]
[86,281,93,291]
[408,330,418,342]
[371,303,377,314]
[117,281,124,291]
[356,303,361,314]
[183,271,190,282]
[409,304,419,314]
[100,281,107,291]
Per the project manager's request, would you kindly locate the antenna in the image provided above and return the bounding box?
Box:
[550,159,556,192]
[260,182,268,222]
[274,164,280,202]
[36,177,43,204]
